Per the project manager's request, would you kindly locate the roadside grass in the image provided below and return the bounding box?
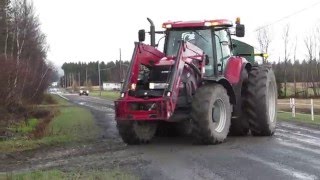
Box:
[51,94,71,106]
[42,106,98,143]
[1,169,137,180]
[0,95,99,153]
[277,111,320,125]
[90,90,119,100]
[7,118,38,135]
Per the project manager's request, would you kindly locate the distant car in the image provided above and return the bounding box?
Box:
[79,89,89,96]
[48,87,58,94]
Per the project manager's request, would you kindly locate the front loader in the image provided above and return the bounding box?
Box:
[114,18,277,145]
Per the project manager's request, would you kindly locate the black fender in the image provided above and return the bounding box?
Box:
[202,62,251,107]
[232,63,252,117]
[203,77,236,105]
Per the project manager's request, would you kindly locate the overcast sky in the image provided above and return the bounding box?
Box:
[33,0,320,67]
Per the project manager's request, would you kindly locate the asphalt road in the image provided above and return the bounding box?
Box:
[57,93,320,180]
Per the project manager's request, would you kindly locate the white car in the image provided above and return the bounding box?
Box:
[79,89,89,96]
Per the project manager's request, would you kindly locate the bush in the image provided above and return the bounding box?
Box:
[42,94,58,105]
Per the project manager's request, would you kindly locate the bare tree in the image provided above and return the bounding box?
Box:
[304,33,318,96]
[293,37,298,96]
[256,27,272,63]
[1,0,51,109]
[282,24,291,97]
[315,24,320,95]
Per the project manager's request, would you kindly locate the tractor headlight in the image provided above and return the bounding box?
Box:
[149,83,168,89]
[130,83,137,90]
[80,90,83,93]
[149,83,155,89]
[86,90,89,93]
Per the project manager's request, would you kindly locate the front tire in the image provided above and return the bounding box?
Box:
[191,84,232,144]
[117,121,157,145]
[246,65,277,136]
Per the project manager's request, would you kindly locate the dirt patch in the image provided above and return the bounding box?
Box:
[31,109,57,139]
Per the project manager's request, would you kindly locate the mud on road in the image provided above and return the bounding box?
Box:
[1,93,320,180]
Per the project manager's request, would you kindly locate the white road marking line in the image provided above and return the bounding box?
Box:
[276,138,320,155]
[57,94,69,101]
[277,129,320,141]
[279,123,320,135]
[276,132,320,148]
[243,154,318,180]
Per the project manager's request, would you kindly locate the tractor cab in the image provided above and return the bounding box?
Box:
[161,19,245,77]
[139,18,245,77]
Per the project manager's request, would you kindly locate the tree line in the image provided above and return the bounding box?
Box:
[273,59,320,98]
[60,60,129,88]
[0,0,54,112]
[256,21,320,98]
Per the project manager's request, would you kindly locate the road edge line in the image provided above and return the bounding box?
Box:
[57,93,69,101]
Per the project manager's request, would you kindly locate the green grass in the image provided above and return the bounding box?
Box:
[90,90,120,100]
[1,169,137,180]
[277,111,320,125]
[0,96,99,153]
[7,118,38,135]
[51,94,71,106]
[43,106,98,142]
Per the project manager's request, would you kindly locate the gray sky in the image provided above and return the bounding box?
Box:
[33,0,320,67]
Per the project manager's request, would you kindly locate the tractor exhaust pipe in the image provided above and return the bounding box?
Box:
[147,18,156,47]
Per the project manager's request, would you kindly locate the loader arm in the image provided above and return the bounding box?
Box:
[166,41,205,112]
[116,41,205,121]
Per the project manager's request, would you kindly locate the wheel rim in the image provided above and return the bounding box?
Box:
[268,82,276,123]
[212,99,227,133]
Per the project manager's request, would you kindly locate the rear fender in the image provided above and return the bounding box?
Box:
[224,56,251,85]
[204,77,236,105]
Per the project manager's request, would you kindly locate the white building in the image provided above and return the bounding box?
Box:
[51,82,58,87]
[103,82,121,90]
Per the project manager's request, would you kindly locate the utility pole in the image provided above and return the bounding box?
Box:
[78,72,80,87]
[119,48,122,82]
[86,67,88,87]
[98,61,101,96]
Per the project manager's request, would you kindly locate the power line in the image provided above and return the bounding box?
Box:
[254,1,320,32]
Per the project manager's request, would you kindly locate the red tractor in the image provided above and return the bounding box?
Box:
[114,18,277,145]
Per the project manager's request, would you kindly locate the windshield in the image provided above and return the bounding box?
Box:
[165,29,214,76]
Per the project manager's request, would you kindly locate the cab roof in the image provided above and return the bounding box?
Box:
[162,19,233,29]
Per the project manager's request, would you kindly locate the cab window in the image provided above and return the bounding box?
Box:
[215,29,231,71]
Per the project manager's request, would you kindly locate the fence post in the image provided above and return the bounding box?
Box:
[289,98,295,118]
[292,98,295,118]
[311,99,314,121]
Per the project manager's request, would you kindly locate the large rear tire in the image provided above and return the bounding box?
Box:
[229,69,250,136]
[117,121,157,145]
[246,65,277,136]
[191,84,232,144]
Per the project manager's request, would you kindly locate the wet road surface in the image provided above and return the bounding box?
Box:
[62,93,320,180]
[2,93,320,180]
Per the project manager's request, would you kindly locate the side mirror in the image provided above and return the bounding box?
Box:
[235,24,245,37]
[138,29,145,42]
